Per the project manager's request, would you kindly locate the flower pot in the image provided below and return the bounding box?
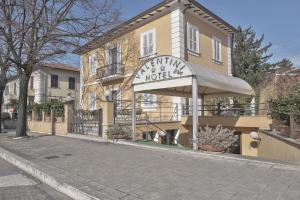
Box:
[199,144,225,153]
[278,125,290,137]
[113,134,131,141]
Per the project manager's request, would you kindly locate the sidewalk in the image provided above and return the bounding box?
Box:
[0,157,71,200]
[0,132,300,200]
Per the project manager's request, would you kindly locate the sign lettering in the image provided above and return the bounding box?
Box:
[133,56,192,84]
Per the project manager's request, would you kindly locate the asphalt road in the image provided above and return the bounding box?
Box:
[0,158,71,200]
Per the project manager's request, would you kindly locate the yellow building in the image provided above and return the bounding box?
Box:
[74,0,235,114]
[73,0,264,152]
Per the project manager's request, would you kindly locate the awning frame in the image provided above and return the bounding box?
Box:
[131,55,254,150]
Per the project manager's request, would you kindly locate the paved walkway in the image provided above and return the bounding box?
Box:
[0,157,71,200]
[0,133,299,200]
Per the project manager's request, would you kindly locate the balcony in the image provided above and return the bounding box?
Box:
[97,63,125,84]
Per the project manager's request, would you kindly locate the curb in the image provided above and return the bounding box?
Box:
[60,134,300,172]
[0,146,102,200]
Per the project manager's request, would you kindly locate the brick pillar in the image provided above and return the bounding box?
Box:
[102,102,114,139]
[64,102,74,134]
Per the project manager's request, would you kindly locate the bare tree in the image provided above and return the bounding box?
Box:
[0,0,120,137]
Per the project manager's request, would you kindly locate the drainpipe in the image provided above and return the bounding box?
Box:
[230,33,234,76]
[182,3,192,114]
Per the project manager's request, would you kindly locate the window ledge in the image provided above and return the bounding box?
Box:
[213,59,223,65]
[139,53,157,60]
[188,50,201,57]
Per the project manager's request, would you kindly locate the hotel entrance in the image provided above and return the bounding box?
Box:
[131,55,254,150]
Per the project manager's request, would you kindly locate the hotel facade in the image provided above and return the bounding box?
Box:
[74,0,257,150]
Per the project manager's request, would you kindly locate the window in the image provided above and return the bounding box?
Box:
[140,29,156,58]
[89,55,96,75]
[141,93,157,111]
[213,37,222,62]
[68,77,75,90]
[13,82,16,95]
[187,23,199,53]
[30,76,34,90]
[51,74,58,88]
[105,45,122,75]
[89,92,96,110]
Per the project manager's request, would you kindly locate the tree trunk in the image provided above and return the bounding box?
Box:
[0,89,4,133]
[16,73,30,137]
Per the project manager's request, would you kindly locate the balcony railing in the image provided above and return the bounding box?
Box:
[97,63,124,79]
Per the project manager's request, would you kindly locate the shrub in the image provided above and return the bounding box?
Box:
[106,124,131,140]
[268,87,300,125]
[197,125,238,151]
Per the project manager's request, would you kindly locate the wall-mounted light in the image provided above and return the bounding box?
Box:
[249,131,261,148]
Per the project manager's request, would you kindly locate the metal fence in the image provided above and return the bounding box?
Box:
[114,99,268,124]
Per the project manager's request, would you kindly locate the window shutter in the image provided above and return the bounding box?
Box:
[89,56,92,74]
[105,48,110,65]
[117,44,121,72]
[143,34,148,57]
[148,32,153,54]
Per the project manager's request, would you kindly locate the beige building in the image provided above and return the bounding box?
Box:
[3,63,80,110]
[74,0,235,114]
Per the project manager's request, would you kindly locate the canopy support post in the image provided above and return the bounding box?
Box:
[192,76,198,150]
[200,94,204,116]
[131,88,136,141]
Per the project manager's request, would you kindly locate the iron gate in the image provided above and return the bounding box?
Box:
[68,109,102,136]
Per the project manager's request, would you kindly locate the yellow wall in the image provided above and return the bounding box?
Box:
[181,116,272,129]
[185,13,230,74]
[257,130,300,164]
[80,10,232,111]
[27,104,71,135]
[241,133,258,157]
[81,13,173,110]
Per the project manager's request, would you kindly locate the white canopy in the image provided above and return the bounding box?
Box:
[132,56,254,97]
[131,55,254,150]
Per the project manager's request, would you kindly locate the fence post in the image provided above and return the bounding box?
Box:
[64,103,73,134]
[98,109,103,136]
[102,102,114,139]
[159,102,162,121]
[176,103,178,121]
[250,97,256,116]
[32,109,36,121]
[51,108,56,136]
[217,103,221,115]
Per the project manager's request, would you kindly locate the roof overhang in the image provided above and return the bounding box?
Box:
[132,55,254,97]
[73,0,237,55]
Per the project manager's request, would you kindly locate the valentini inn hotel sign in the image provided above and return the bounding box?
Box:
[133,56,192,84]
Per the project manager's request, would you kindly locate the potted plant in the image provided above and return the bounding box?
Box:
[197,125,238,153]
[106,124,132,141]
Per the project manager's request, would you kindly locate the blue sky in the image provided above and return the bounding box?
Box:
[66,0,300,67]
